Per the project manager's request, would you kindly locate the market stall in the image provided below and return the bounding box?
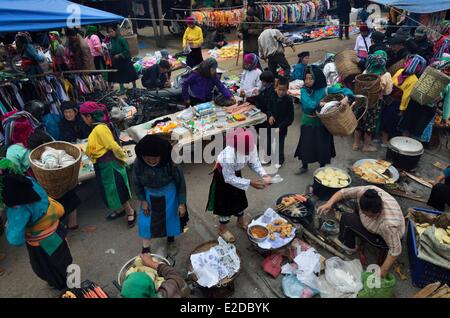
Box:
[126,102,267,146]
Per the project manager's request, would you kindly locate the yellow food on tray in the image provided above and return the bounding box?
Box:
[352,160,394,184]
[315,167,350,188]
[233,114,246,121]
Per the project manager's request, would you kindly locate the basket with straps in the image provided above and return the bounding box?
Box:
[355,74,381,107]
[411,67,450,106]
[316,94,368,137]
[334,50,362,82]
[29,141,81,199]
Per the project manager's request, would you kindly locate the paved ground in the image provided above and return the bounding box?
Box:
[1,29,449,298]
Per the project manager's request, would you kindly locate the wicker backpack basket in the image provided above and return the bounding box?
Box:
[355,74,381,107]
[316,94,368,136]
[335,50,362,82]
[29,141,82,199]
[411,67,450,106]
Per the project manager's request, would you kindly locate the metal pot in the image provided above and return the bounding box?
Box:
[312,167,352,201]
[386,137,424,171]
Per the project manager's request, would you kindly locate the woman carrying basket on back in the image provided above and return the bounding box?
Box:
[294,66,354,175]
[353,50,393,152]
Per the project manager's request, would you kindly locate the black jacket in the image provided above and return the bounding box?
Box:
[406,38,434,62]
[337,0,352,17]
[388,47,409,69]
[142,64,167,89]
[267,94,294,129]
[255,84,276,114]
[59,114,92,143]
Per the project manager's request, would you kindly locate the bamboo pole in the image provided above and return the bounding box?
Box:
[148,0,160,39]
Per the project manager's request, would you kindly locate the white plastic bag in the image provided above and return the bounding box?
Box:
[322,257,363,295]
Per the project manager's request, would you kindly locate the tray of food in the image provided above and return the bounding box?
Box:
[275,194,314,222]
[247,209,296,251]
[314,167,351,188]
[352,159,399,185]
[117,254,171,287]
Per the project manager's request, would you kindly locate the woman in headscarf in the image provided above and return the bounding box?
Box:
[49,31,67,72]
[183,17,204,68]
[292,51,310,81]
[432,22,450,62]
[353,50,393,152]
[239,53,262,105]
[79,102,136,227]
[121,253,187,298]
[64,28,95,71]
[294,66,354,174]
[1,159,73,290]
[85,26,106,71]
[106,25,138,94]
[381,54,427,144]
[15,32,45,75]
[206,128,271,243]
[133,135,188,256]
[396,55,434,138]
[181,58,234,106]
[59,101,92,143]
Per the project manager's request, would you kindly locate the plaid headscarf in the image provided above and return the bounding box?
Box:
[398,55,427,85]
[366,50,388,75]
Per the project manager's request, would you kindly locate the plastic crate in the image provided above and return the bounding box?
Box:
[407,207,450,288]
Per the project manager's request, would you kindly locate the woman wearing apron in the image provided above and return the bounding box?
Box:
[206,128,271,243]
[2,159,73,290]
[80,102,136,227]
[133,135,188,256]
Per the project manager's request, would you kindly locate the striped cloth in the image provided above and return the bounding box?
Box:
[340,186,406,257]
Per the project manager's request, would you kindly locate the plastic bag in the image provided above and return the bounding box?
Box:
[357,271,396,298]
[323,257,363,294]
[282,275,319,298]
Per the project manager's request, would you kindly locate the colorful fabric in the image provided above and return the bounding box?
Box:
[1,111,41,147]
[79,101,110,124]
[366,50,388,75]
[243,53,259,70]
[6,144,30,174]
[5,178,50,246]
[392,68,419,111]
[397,55,427,85]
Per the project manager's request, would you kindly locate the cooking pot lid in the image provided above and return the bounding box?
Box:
[388,137,424,155]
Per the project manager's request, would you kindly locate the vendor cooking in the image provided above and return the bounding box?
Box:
[182,58,235,106]
[318,186,405,278]
[206,128,272,243]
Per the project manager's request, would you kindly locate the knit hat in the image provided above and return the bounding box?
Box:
[186,17,195,25]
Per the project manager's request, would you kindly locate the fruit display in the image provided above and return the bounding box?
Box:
[315,167,350,188]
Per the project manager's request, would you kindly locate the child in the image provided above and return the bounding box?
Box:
[267,76,294,168]
[255,71,276,116]
[239,53,262,104]
[292,51,310,81]
[354,23,372,60]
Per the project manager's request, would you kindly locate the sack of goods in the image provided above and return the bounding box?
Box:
[33,146,76,169]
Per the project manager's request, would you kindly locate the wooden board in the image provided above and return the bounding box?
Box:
[386,189,428,203]
[401,171,433,189]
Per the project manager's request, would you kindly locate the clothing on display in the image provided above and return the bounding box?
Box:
[254,0,330,24]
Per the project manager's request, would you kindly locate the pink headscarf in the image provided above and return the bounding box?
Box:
[186,17,195,25]
[79,102,110,123]
[225,128,256,155]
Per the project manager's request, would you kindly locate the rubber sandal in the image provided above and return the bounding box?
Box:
[127,210,137,228]
[106,210,126,221]
[219,230,236,243]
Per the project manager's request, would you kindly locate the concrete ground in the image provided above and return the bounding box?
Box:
[1,29,449,298]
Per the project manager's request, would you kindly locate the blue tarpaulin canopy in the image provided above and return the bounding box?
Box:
[370,0,450,14]
[0,0,124,33]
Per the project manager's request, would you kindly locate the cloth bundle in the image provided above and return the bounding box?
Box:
[33,146,76,169]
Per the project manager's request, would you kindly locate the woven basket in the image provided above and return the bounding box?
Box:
[411,67,450,106]
[355,74,381,107]
[29,141,81,199]
[316,94,368,136]
[188,240,242,288]
[388,58,406,76]
[334,50,362,81]
[124,34,139,57]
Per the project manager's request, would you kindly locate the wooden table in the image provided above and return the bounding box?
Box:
[77,144,136,183]
[125,107,267,147]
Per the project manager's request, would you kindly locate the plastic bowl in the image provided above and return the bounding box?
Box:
[247,225,269,243]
